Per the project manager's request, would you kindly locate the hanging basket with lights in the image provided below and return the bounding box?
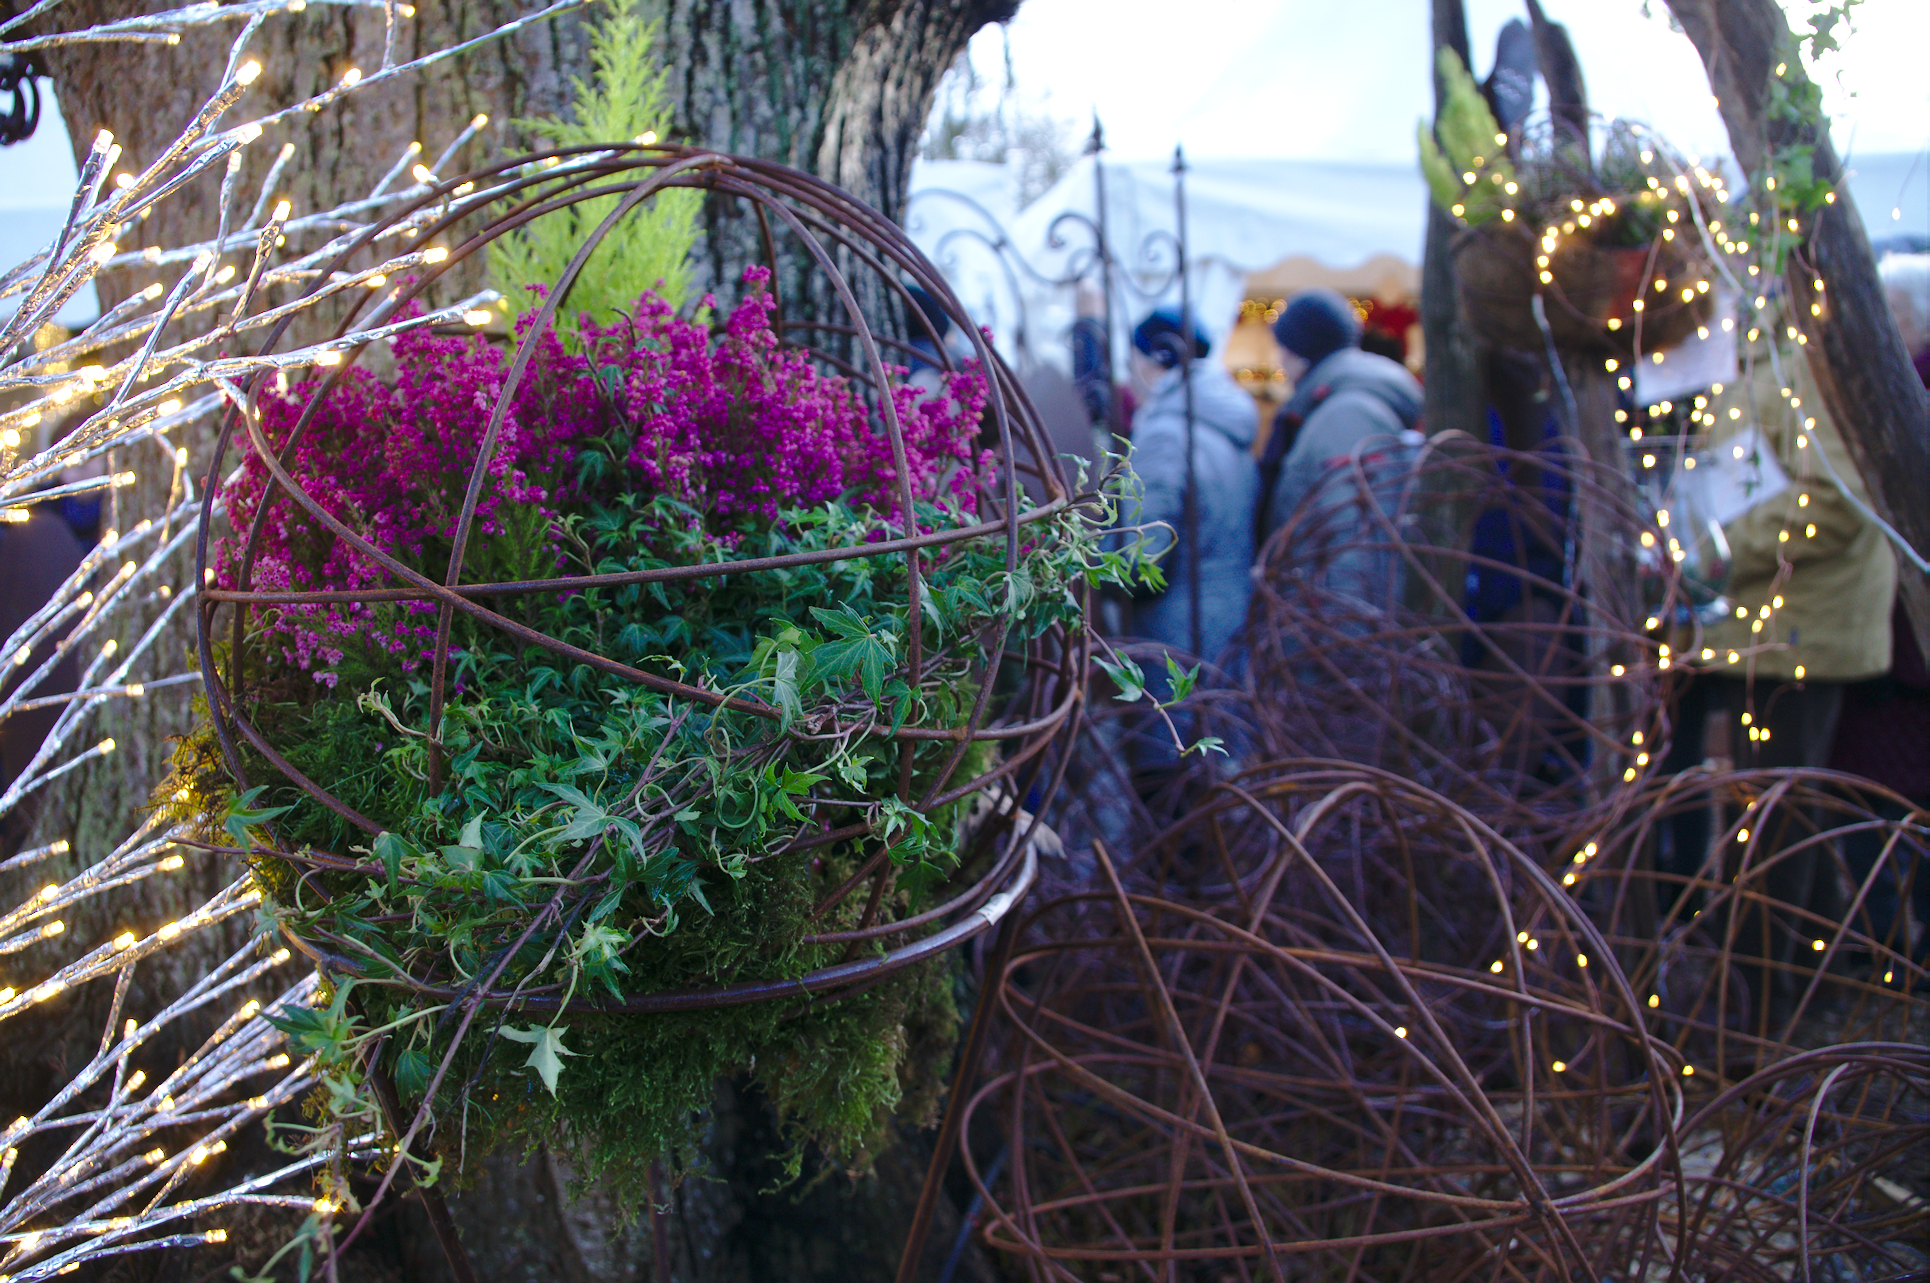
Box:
[1422,54,1719,360]
[178,144,1112,1188]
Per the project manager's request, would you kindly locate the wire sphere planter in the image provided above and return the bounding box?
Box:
[192,144,1088,1018]
[963,764,1682,1281]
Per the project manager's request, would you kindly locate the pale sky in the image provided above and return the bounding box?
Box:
[965,0,1928,165]
[2,0,1924,208]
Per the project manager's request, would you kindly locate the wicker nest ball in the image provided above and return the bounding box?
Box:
[1455,221,1714,359]
[963,765,1679,1279]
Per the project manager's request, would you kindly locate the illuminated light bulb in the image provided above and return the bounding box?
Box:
[412,163,433,184]
[51,839,69,855]
[1632,299,1645,313]
[266,1053,292,1069]
[1618,377,1631,391]
[236,60,262,85]
[98,737,117,755]
[315,350,342,366]
[1623,767,1638,781]
[1490,960,1504,974]
[1795,665,1806,680]
[144,1147,164,1163]
[1562,872,1576,885]
[1636,752,1649,766]
[422,246,449,263]
[1539,270,1553,284]
[1779,530,1790,543]
[1517,931,1529,943]
[1607,317,1621,330]
[157,854,185,871]
[92,242,119,264]
[1612,662,1627,675]
[158,921,182,940]
[1552,1060,1567,1073]
[1658,644,1671,658]
[0,987,14,1005]
[112,470,136,487]
[40,921,64,938]
[366,274,387,288]
[1738,828,1751,843]
[1640,532,1656,548]
[1681,287,1695,302]
[1614,409,1628,423]
[1452,203,1466,218]
[1683,1064,1695,1077]
[341,67,362,86]
[39,883,58,902]
[113,931,136,950]
[1697,327,1709,340]
[204,1230,227,1243]
[1578,213,1592,228]
[1576,954,1588,968]
[272,199,292,223]
[1811,938,1826,952]
[463,309,493,326]
[1604,359,1619,372]
[472,113,489,129]
[271,948,292,964]
[1701,648,1715,660]
[1462,171,1476,185]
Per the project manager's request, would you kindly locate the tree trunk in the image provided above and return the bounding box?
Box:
[1420,0,1488,445]
[18,2,1014,1279]
[1662,0,1930,647]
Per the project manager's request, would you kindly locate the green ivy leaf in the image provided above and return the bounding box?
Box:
[497,1024,577,1095]
[1096,653,1147,703]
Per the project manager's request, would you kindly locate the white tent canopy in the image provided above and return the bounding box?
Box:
[906,153,1429,372]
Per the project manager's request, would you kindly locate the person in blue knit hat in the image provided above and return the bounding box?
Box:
[1257,288,1425,614]
[1119,305,1259,698]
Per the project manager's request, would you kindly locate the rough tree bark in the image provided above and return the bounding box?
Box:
[1420,0,1487,444]
[13,2,1015,1279]
[1662,0,1930,647]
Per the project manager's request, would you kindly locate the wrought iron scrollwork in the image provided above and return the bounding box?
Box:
[0,52,44,147]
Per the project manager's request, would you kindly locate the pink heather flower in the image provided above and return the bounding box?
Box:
[214,271,991,682]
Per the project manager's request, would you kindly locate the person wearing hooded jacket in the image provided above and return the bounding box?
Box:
[1259,288,1425,612]
[1120,306,1260,678]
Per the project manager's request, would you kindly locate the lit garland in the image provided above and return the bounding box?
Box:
[0,2,593,1278]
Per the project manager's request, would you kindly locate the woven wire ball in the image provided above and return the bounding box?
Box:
[964,765,1678,1278]
[188,145,1093,1170]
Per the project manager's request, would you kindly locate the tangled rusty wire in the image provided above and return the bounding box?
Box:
[964,763,1929,1281]
[960,434,1929,1280]
[194,144,1087,1014]
[965,766,1680,1281]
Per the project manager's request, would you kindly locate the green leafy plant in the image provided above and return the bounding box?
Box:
[489,0,698,334]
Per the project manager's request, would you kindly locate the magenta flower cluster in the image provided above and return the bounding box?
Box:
[216,269,990,683]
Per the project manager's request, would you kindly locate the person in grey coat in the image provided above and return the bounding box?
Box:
[1121,306,1260,681]
[1258,288,1424,614]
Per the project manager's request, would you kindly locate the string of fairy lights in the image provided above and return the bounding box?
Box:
[1429,80,1930,795]
[0,2,604,1278]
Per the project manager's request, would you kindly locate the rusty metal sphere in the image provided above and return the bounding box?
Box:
[193,145,1089,1011]
[964,764,1678,1280]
